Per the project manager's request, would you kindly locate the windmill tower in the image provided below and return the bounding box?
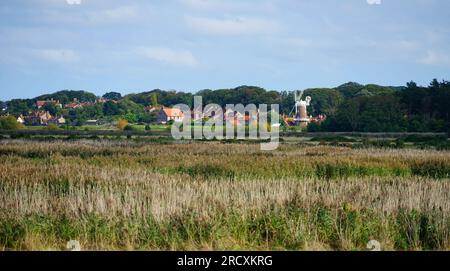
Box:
[293,90,311,123]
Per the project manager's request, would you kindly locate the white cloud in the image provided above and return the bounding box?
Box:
[40,5,143,25]
[35,49,79,63]
[66,0,81,5]
[138,47,198,67]
[367,0,382,5]
[180,0,276,13]
[186,16,280,36]
[87,6,140,24]
[419,50,450,66]
[181,0,230,10]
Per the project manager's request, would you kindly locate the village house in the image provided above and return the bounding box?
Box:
[157,107,184,124]
[309,114,327,123]
[223,108,245,121]
[64,98,93,109]
[47,116,66,125]
[144,106,157,113]
[24,111,53,126]
[36,99,62,109]
[17,115,25,124]
[64,102,82,109]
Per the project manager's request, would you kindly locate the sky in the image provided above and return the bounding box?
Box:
[0,0,449,100]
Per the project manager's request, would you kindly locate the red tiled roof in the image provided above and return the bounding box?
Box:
[36,101,46,107]
[162,107,183,117]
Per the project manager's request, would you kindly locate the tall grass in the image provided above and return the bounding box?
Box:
[0,140,449,250]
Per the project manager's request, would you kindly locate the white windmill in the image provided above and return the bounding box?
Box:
[292,90,312,123]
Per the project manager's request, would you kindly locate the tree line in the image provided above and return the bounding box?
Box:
[1,79,449,133]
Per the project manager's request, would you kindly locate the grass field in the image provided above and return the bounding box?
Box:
[0,139,449,251]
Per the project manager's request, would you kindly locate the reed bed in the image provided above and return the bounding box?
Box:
[0,140,449,250]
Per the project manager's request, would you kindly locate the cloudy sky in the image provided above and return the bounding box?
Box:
[0,0,449,100]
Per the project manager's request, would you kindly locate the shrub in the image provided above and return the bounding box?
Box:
[307,122,322,132]
[124,125,135,131]
[395,138,405,149]
[0,116,24,130]
[117,119,129,130]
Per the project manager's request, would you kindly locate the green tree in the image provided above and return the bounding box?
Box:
[103,101,121,116]
[36,90,97,104]
[304,88,343,116]
[124,112,138,123]
[103,92,122,101]
[0,116,24,130]
[42,103,59,115]
[6,99,33,116]
[151,93,158,107]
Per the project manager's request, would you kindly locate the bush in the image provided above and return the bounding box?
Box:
[0,116,24,130]
[395,139,405,149]
[117,119,129,130]
[124,125,134,131]
[145,125,151,131]
[307,122,322,132]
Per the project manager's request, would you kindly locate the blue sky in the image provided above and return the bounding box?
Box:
[0,0,449,100]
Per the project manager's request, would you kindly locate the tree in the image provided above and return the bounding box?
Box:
[304,88,343,116]
[430,78,440,89]
[150,93,158,107]
[406,81,417,89]
[103,92,122,101]
[103,101,121,116]
[36,90,97,104]
[117,118,129,130]
[124,112,138,123]
[118,99,144,115]
[82,104,104,119]
[6,99,33,116]
[307,122,322,132]
[0,116,24,130]
[0,100,6,111]
[358,95,407,132]
[335,82,364,97]
[43,103,59,116]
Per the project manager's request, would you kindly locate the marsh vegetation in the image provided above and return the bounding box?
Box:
[0,140,449,250]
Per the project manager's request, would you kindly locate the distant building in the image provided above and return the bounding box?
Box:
[84,120,99,125]
[36,101,46,108]
[65,102,82,109]
[144,106,157,113]
[24,111,53,126]
[64,98,92,109]
[17,115,25,124]
[224,108,244,121]
[309,114,327,124]
[36,99,62,109]
[157,107,184,124]
[48,116,66,125]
